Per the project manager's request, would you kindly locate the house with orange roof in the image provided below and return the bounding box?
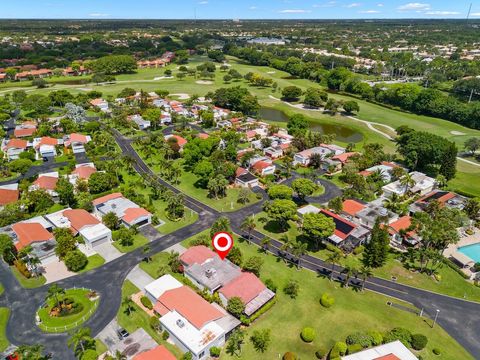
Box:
[319,209,370,250]
[165,134,188,150]
[409,190,467,214]
[359,162,402,183]
[68,163,97,187]
[341,340,418,360]
[29,172,59,198]
[145,275,240,360]
[133,345,176,360]
[0,73,6,82]
[62,65,89,76]
[33,136,60,159]
[0,184,20,208]
[11,219,56,262]
[386,216,421,247]
[14,122,37,138]
[93,192,153,228]
[1,138,29,160]
[341,199,367,219]
[64,133,91,154]
[89,98,109,112]
[251,160,276,177]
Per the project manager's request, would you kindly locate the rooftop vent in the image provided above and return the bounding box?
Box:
[205,268,217,278]
[176,319,185,328]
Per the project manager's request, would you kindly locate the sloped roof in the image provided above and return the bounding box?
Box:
[14,127,36,137]
[0,189,19,206]
[5,139,28,149]
[72,166,96,179]
[122,207,151,223]
[33,176,58,191]
[92,192,123,206]
[342,199,366,216]
[63,209,100,234]
[133,346,176,360]
[12,222,54,250]
[219,272,266,304]
[180,245,216,267]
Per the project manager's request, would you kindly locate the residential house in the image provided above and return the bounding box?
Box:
[263,146,283,159]
[137,59,167,68]
[14,121,37,138]
[180,246,241,294]
[89,98,109,112]
[145,275,240,360]
[64,133,91,154]
[354,198,398,229]
[341,199,366,220]
[359,161,402,183]
[341,340,418,360]
[0,184,19,209]
[33,137,60,159]
[133,345,176,360]
[234,167,259,188]
[68,163,97,186]
[297,204,321,219]
[382,171,436,197]
[15,69,52,81]
[319,209,370,250]
[219,272,275,317]
[0,73,6,82]
[293,146,334,166]
[386,216,421,247]
[251,160,276,177]
[92,192,152,228]
[1,138,28,160]
[165,134,188,151]
[45,208,112,248]
[62,66,89,76]
[11,218,56,264]
[29,172,59,198]
[129,115,151,130]
[329,152,357,171]
[409,190,467,214]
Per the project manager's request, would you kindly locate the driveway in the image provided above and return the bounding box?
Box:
[139,224,163,242]
[96,318,122,352]
[126,265,154,290]
[42,258,76,284]
[94,242,123,262]
[112,328,157,358]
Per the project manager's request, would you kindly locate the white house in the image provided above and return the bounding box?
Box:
[64,133,91,154]
[29,172,59,198]
[341,340,418,360]
[90,98,109,112]
[382,171,436,197]
[129,115,151,130]
[33,137,60,159]
[1,138,29,160]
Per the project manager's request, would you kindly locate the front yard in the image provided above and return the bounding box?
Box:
[0,308,9,352]
[78,254,106,273]
[113,233,150,253]
[11,266,46,289]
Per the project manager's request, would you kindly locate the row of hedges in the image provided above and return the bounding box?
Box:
[240,297,277,325]
[442,258,471,279]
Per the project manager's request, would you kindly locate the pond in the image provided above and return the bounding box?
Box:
[258,107,363,143]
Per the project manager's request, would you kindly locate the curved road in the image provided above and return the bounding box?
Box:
[1,130,479,359]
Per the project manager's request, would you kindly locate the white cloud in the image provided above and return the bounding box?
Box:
[471,12,480,16]
[279,9,312,13]
[345,3,362,8]
[359,10,381,13]
[249,6,257,10]
[377,3,384,6]
[313,1,337,7]
[88,13,110,17]
[397,3,431,11]
[425,10,460,15]
[198,1,208,4]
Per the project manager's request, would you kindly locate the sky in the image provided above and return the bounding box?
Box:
[1,1,480,19]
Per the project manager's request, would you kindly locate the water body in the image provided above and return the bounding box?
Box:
[259,107,363,143]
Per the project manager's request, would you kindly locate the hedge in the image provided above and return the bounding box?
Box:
[383,327,412,347]
[346,332,374,348]
[240,297,276,325]
[411,334,428,350]
[209,346,221,357]
[140,296,153,310]
[442,258,470,279]
[320,293,335,308]
[300,327,316,343]
[329,341,347,358]
[283,352,297,360]
[347,344,363,355]
[14,260,31,278]
[367,330,383,346]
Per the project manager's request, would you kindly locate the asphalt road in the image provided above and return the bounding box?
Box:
[1,130,479,359]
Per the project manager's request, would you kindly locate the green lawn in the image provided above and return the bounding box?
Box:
[117,280,183,358]
[448,160,480,197]
[11,266,46,289]
[139,252,175,280]
[37,288,99,332]
[95,339,108,357]
[78,254,106,273]
[113,233,150,253]
[0,308,9,352]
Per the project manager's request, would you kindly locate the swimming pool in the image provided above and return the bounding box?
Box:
[458,243,480,263]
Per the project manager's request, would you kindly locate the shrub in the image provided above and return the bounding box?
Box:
[64,250,88,272]
[383,327,412,347]
[345,332,373,348]
[433,348,441,355]
[347,344,363,354]
[81,349,98,360]
[283,279,300,298]
[265,278,277,292]
[210,346,221,357]
[320,293,335,308]
[140,296,153,310]
[300,327,316,343]
[283,352,297,360]
[353,245,364,255]
[473,262,480,273]
[14,260,31,278]
[368,330,383,346]
[411,334,428,350]
[329,341,347,358]
[162,331,170,340]
[149,316,160,330]
[315,348,326,359]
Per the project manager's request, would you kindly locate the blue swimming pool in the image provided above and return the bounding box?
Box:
[458,243,480,263]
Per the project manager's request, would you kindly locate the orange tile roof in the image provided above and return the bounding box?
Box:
[0,189,19,206]
[67,133,89,144]
[342,199,366,216]
[158,286,224,329]
[90,98,106,106]
[252,161,272,172]
[374,355,400,360]
[122,207,151,223]
[12,222,54,250]
[5,139,28,149]
[235,167,248,177]
[36,137,58,148]
[33,176,58,191]
[332,152,358,164]
[220,272,266,304]
[167,135,187,147]
[92,192,123,206]
[134,346,176,360]
[63,209,100,234]
[72,166,96,179]
[197,133,209,139]
[180,245,216,266]
[386,216,417,238]
[14,127,36,137]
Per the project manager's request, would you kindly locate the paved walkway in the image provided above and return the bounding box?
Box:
[126,265,154,290]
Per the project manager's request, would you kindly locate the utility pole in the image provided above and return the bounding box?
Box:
[432,309,440,328]
[468,88,474,103]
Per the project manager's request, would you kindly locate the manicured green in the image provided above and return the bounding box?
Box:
[11,266,46,289]
[95,339,107,356]
[0,308,9,352]
[113,233,150,253]
[117,280,183,358]
[37,289,99,332]
[78,254,106,273]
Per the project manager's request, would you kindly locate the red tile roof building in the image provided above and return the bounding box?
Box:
[71,166,97,180]
[219,272,266,305]
[32,175,58,191]
[0,188,19,206]
[12,222,54,250]
[133,346,176,360]
[342,199,366,217]
[180,245,216,267]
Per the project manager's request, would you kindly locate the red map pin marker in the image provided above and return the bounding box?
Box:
[212,232,234,260]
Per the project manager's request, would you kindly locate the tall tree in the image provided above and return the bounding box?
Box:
[363,220,390,268]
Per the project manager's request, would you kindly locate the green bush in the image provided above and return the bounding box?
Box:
[149,316,160,330]
[300,327,316,343]
[210,346,221,357]
[345,332,373,348]
[353,245,364,255]
[240,297,276,325]
[14,260,31,278]
[81,349,98,360]
[433,348,441,355]
[265,278,277,292]
[411,334,428,350]
[64,250,88,272]
[162,330,170,340]
[283,352,297,360]
[368,330,383,346]
[383,327,412,347]
[140,296,153,310]
[315,348,326,359]
[347,344,363,354]
[330,341,347,358]
[320,293,335,308]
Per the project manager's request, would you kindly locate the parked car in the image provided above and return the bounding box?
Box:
[117,328,130,340]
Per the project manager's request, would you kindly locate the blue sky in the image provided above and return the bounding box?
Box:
[1,1,479,19]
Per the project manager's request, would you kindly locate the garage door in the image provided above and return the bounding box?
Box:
[93,236,110,247]
[135,219,149,227]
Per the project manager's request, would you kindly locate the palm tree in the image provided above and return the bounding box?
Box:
[122,296,135,316]
[68,327,92,356]
[260,237,271,253]
[240,216,256,243]
[47,284,65,309]
[114,351,127,360]
[291,241,308,269]
[167,251,181,272]
[157,264,170,277]
[342,265,357,288]
[400,173,415,195]
[142,245,151,263]
[279,236,292,264]
[359,266,373,291]
[327,251,341,281]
